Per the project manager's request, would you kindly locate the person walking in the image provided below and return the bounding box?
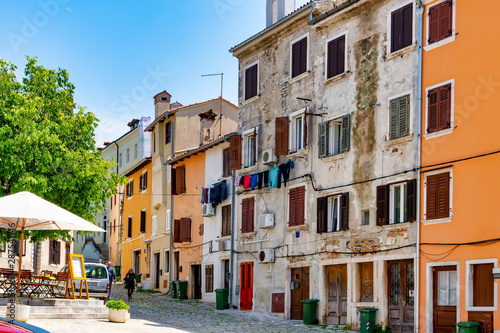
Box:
[124,268,136,301]
[106,261,116,299]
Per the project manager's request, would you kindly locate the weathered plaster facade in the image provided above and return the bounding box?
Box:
[231,0,419,330]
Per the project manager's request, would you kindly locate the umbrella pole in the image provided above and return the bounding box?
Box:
[16,219,26,295]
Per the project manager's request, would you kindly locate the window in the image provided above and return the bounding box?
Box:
[244,131,256,168]
[164,250,170,274]
[174,218,191,243]
[428,0,453,45]
[437,270,457,306]
[471,263,494,307]
[291,36,308,78]
[229,135,242,171]
[127,217,132,238]
[244,63,258,100]
[427,84,451,134]
[362,210,370,226]
[289,186,305,227]
[126,148,130,164]
[205,264,214,293]
[327,35,345,79]
[140,172,148,191]
[174,166,186,195]
[119,153,122,168]
[140,210,146,233]
[425,172,450,220]
[87,266,107,279]
[165,123,171,144]
[113,219,116,235]
[389,95,410,140]
[153,133,156,153]
[222,148,230,178]
[391,3,413,53]
[49,240,60,265]
[14,240,26,257]
[292,114,304,152]
[134,143,138,160]
[318,115,350,158]
[126,180,134,198]
[317,193,349,233]
[152,215,157,236]
[222,205,231,237]
[241,198,255,233]
[359,262,374,302]
[377,179,416,225]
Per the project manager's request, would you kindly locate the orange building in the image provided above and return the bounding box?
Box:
[167,150,206,299]
[419,0,500,331]
[121,159,153,285]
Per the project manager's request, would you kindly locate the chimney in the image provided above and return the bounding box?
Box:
[154,91,172,118]
[266,0,295,27]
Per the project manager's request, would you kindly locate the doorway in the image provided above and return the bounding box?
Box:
[222,259,230,289]
[432,266,457,333]
[133,250,141,276]
[153,252,160,289]
[240,262,253,310]
[388,259,414,333]
[192,264,202,299]
[326,264,347,325]
[290,267,310,320]
[174,251,180,280]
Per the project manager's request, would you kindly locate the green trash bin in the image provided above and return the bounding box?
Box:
[176,280,188,299]
[135,273,142,284]
[358,308,378,333]
[215,289,229,310]
[170,281,178,298]
[456,321,480,333]
[301,299,319,325]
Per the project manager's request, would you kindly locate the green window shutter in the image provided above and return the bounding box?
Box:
[399,95,410,138]
[318,121,328,158]
[341,114,350,152]
[389,98,399,140]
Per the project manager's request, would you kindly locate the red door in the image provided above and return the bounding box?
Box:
[240,262,253,310]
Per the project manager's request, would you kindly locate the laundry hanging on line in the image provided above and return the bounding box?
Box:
[200,180,229,209]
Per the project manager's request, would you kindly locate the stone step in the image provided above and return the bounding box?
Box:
[0,305,108,313]
[28,312,108,319]
[0,298,104,307]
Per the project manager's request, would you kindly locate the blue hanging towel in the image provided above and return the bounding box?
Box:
[201,188,205,204]
[250,174,258,190]
[268,167,279,190]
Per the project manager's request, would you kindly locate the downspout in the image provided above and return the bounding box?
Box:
[415,2,424,332]
[229,170,236,306]
[309,0,316,21]
[113,141,122,271]
[168,115,175,290]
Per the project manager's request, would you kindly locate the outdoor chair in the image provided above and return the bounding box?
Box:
[19,270,41,297]
[48,272,68,298]
[1,269,16,296]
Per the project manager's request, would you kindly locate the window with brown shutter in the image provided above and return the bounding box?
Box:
[126,181,134,198]
[376,185,389,226]
[472,263,494,307]
[49,241,60,265]
[407,179,417,222]
[241,198,254,233]
[180,217,191,242]
[165,123,171,144]
[391,3,413,52]
[205,265,214,293]
[359,262,374,302]
[176,165,186,195]
[229,135,242,171]
[245,64,258,100]
[327,35,345,79]
[275,117,289,156]
[426,172,450,220]
[174,219,181,243]
[317,193,349,233]
[127,217,132,238]
[428,1,453,45]
[317,197,327,233]
[140,210,146,233]
[428,84,451,133]
[289,186,305,226]
[291,37,308,78]
[222,205,232,237]
[222,148,230,178]
[171,167,177,195]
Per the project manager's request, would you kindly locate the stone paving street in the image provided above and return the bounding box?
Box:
[30,282,352,333]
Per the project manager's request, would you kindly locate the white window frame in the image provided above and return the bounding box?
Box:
[328,118,343,156]
[386,0,416,54]
[327,195,341,233]
[151,214,157,237]
[324,31,348,80]
[422,167,453,225]
[423,0,457,52]
[289,109,306,153]
[466,259,498,312]
[388,91,413,140]
[242,127,258,169]
[134,143,138,160]
[243,60,259,102]
[289,33,310,79]
[425,261,460,332]
[389,182,408,225]
[424,79,455,139]
[287,183,308,227]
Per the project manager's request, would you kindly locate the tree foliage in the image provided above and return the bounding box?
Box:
[0,57,125,243]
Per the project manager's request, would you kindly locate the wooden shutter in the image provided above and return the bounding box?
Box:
[318,121,328,158]
[289,188,297,226]
[341,114,350,152]
[438,84,451,131]
[247,198,254,232]
[165,123,171,144]
[328,35,346,78]
[437,172,450,219]
[426,174,440,220]
[176,165,186,194]
[55,241,61,265]
[406,179,417,222]
[292,37,307,78]
[171,167,177,196]
[222,205,231,237]
[139,175,143,191]
[144,171,148,189]
[241,198,254,233]
[290,187,305,226]
[205,265,213,293]
[340,192,349,231]
[439,1,453,41]
[390,98,399,139]
[275,117,289,156]
[473,263,494,307]
[317,197,327,233]
[252,128,257,165]
[174,219,181,243]
[428,5,440,44]
[241,199,248,233]
[336,36,345,76]
[391,6,404,52]
[428,88,439,133]
[245,64,258,100]
[223,148,230,178]
[399,95,410,137]
[376,185,389,226]
[229,135,242,171]
[360,262,374,302]
[181,217,191,242]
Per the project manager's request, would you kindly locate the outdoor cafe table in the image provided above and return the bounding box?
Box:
[31,275,57,298]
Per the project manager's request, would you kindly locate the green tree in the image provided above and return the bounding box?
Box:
[0,57,125,243]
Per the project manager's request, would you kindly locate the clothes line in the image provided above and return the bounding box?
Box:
[234,160,294,191]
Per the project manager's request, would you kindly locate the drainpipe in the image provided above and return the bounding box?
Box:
[415,2,424,332]
[113,141,122,270]
[309,0,317,21]
[168,115,175,290]
[229,170,236,306]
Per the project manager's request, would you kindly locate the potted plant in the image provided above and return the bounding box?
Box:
[106,300,130,323]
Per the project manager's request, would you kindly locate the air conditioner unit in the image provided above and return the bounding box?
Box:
[262,149,277,165]
[258,249,275,263]
[221,239,231,251]
[258,214,275,229]
[202,204,215,217]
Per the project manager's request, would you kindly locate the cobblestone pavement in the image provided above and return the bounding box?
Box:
[31,283,353,333]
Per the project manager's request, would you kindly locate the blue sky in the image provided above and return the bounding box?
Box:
[0,0,309,145]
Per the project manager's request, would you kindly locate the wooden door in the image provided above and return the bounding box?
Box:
[154,253,160,289]
[192,264,202,299]
[388,260,414,333]
[134,251,141,275]
[326,265,347,325]
[290,267,310,320]
[240,262,253,310]
[433,266,457,333]
[223,260,230,289]
[174,252,180,280]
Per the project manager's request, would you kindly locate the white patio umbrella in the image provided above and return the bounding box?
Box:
[0,191,105,294]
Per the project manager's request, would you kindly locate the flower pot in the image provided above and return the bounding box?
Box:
[5,305,30,323]
[108,308,129,323]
